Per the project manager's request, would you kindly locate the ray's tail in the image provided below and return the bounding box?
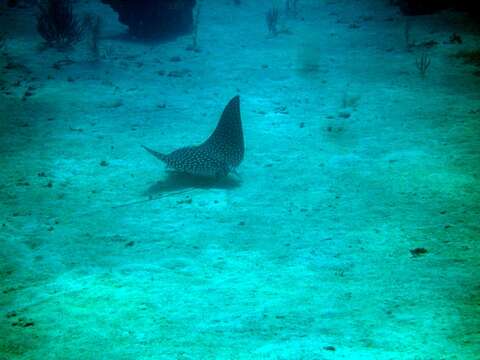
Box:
[142,145,167,162]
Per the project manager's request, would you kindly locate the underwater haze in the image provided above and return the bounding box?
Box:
[1,0,479,359]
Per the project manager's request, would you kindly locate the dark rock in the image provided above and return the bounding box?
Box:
[398,0,449,15]
[397,0,480,17]
[167,69,192,77]
[410,247,428,257]
[418,40,438,49]
[102,0,196,39]
[449,33,462,44]
[274,106,288,114]
[8,0,36,8]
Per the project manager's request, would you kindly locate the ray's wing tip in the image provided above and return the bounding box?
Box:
[230,95,240,105]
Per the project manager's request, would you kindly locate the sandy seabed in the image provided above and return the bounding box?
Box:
[0,1,479,359]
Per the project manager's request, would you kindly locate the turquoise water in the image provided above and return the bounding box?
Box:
[1,1,479,359]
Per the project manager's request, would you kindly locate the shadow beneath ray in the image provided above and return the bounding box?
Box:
[143,171,242,196]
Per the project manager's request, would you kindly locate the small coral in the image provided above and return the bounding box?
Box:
[36,0,84,49]
[266,7,279,36]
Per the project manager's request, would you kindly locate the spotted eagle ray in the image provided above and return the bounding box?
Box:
[142,96,244,178]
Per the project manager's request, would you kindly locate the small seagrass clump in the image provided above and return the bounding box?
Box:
[83,13,102,61]
[37,0,84,50]
[285,0,299,17]
[416,52,431,78]
[266,7,279,36]
[0,32,6,52]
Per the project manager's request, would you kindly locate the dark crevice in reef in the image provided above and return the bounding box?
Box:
[101,0,196,40]
[393,0,480,17]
